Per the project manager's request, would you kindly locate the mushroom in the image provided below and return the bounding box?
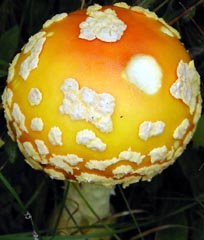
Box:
[2,2,202,237]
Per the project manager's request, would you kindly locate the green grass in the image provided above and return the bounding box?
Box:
[0,0,204,239]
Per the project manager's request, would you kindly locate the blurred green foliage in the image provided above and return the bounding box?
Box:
[0,0,204,239]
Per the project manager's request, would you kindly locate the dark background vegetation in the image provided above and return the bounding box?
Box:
[0,0,204,239]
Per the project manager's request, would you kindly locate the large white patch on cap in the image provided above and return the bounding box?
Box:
[19,32,46,80]
[170,60,200,114]
[139,121,165,140]
[79,4,127,42]
[76,129,106,152]
[59,78,115,133]
[124,55,163,95]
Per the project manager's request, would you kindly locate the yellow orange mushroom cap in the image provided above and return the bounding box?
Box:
[2,3,202,187]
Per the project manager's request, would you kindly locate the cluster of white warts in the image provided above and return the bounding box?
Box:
[2,4,202,183]
[3,59,201,174]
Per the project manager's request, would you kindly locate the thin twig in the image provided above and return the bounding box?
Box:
[81,0,86,9]
[179,1,204,35]
[59,204,87,237]
[153,0,169,13]
[130,224,188,240]
[169,0,204,27]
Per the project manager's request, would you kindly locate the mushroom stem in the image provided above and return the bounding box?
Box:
[55,182,114,238]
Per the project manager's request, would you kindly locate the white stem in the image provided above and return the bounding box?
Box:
[55,182,114,237]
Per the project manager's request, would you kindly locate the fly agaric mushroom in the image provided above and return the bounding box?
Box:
[2,2,202,236]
